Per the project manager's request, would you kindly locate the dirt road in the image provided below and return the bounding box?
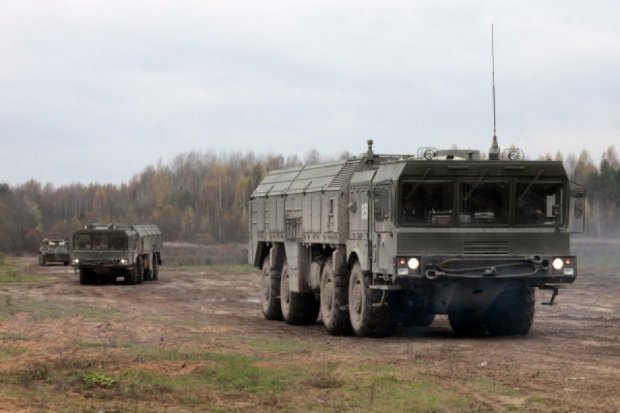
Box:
[1,256,619,412]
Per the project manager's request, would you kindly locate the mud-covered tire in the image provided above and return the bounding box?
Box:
[484,285,535,336]
[449,309,486,336]
[126,257,143,285]
[152,255,159,281]
[320,258,352,335]
[280,263,319,325]
[261,260,283,320]
[143,254,153,281]
[79,268,92,285]
[348,261,394,337]
[136,256,144,284]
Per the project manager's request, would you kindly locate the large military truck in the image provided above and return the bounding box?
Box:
[249,140,585,337]
[71,223,162,285]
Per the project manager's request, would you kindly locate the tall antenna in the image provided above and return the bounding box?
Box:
[489,24,500,160]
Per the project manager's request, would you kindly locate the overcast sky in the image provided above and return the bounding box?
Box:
[1,0,619,186]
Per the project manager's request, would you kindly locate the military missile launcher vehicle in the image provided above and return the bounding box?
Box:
[249,140,585,337]
[38,238,70,266]
[71,223,162,285]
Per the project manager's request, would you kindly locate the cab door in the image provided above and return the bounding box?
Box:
[372,184,394,273]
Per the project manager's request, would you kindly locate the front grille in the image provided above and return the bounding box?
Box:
[463,241,508,255]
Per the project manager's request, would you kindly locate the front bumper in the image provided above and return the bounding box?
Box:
[395,255,577,285]
[43,253,70,262]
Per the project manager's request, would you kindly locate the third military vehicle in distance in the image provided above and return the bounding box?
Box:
[38,238,70,266]
[71,223,162,285]
[249,140,586,337]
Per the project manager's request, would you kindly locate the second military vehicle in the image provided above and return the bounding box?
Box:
[38,238,70,266]
[71,223,162,285]
[249,140,585,337]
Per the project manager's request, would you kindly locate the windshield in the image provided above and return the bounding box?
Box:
[516,181,563,226]
[399,178,565,227]
[400,181,454,226]
[73,233,127,250]
[460,181,510,225]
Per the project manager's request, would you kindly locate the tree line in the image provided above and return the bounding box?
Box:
[0,147,618,253]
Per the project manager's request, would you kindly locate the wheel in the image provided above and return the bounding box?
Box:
[126,257,143,285]
[280,263,319,325]
[136,256,144,284]
[38,255,43,266]
[41,256,47,266]
[348,261,394,337]
[448,309,486,336]
[261,259,283,320]
[484,285,535,336]
[152,255,159,281]
[320,258,351,335]
[63,261,69,266]
[79,268,92,285]
[144,254,153,281]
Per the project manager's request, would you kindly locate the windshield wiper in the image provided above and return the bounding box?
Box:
[404,167,431,198]
[462,169,488,201]
[517,168,544,204]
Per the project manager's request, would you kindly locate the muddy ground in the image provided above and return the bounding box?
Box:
[1,253,619,412]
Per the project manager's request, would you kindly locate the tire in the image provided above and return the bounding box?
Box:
[280,263,319,325]
[484,285,535,336]
[320,258,351,335]
[79,268,92,285]
[126,257,143,285]
[152,255,159,281]
[144,254,153,281]
[64,261,69,266]
[261,259,283,320]
[136,256,144,284]
[38,255,43,266]
[41,257,47,266]
[348,261,394,337]
[448,309,486,336]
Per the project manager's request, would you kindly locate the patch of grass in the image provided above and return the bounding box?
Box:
[0,331,28,341]
[82,371,117,388]
[0,255,42,283]
[199,353,296,393]
[0,346,26,359]
[472,377,524,397]
[0,295,122,322]
[248,337,305,353]
[78,341,128,350]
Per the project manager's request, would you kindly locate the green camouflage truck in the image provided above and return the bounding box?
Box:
[71,223,162,285]
[248,140,585,337]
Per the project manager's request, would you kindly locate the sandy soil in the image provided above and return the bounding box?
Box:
[1,256,619,412]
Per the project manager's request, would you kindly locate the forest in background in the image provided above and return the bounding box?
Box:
[1,146,619,253]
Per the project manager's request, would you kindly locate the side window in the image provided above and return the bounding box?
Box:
[373,186,390,222]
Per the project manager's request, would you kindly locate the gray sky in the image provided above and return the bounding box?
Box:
[1,0,619,186]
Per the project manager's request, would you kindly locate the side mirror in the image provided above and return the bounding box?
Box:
[574,198,585,219]
[571,187,586,198]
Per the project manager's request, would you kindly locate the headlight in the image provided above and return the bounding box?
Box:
[408,258,420,270]
[120,258,128,265]
[552,258,564,271]
[71,258,79,265]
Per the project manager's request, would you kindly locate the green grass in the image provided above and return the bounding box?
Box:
[0,346,26,359]
[0,258,42,283]
[0,344,481,412]
[0,294,122,322]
